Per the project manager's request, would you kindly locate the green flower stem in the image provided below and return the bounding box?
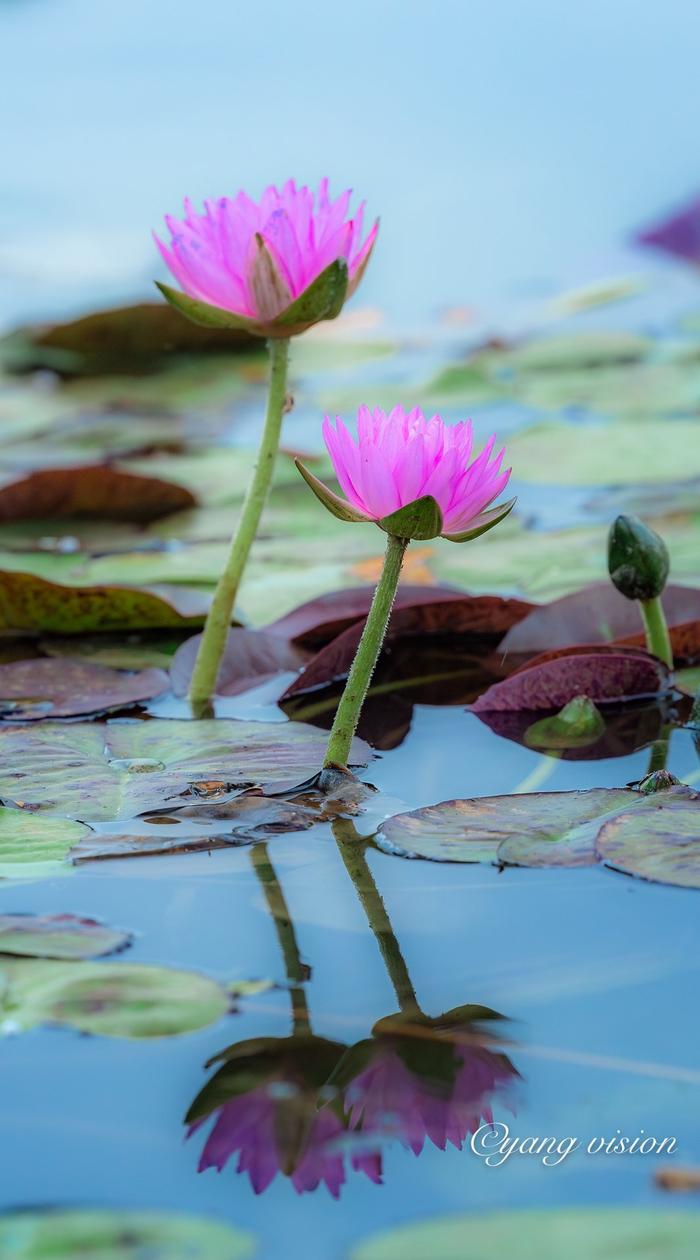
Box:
[189,337,291,709]
[250,842,310,1033]
[332,818,419,1013]
[640,595,673,669]
[323,532,408,768]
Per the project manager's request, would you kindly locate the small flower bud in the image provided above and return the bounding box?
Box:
[607,515,670,601]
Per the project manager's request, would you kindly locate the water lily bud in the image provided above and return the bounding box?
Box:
[638,769,681,794]
[607,515,670,601]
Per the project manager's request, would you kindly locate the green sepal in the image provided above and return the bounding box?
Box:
[154,282,261,334]
[294,459,370,523]
[443,496,516,543]
[379,495,443,540]
[275,259,349,331]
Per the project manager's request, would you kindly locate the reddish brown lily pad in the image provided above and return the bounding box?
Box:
[0,658,168,719]
[470,646,670,714]
[0,465,196,523]
[170,628,309,698]
[268,586,533,649]
[0,571,210,633]
[282,595,532,699]
[499,581,700,663]
[0,913,132,959]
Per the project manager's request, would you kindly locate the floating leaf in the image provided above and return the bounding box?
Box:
[0,658,168,719]
[351,1208,700,1260]
[0,806,89,880]
[0,1210,255,1260]
[0,464,196,523]
[266,586,531,648]
[0,570,210,633]
[282,595,532,699]
[506,419,700,485]
[0,718,368,821]
[377,788,643,864]
[170,628,308,698]
[71,795,331,862]
[596,793,700,888]
[471,646,669,713]
[507,331,652,372]
[0,957,231,1037]
[0,913,131,959]
[0,301,260,375]
[499,582,700,662]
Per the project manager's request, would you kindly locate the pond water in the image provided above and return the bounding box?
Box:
[2,1,700,1257]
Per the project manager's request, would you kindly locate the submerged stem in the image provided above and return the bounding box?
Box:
[323,532,408,768]
[189,337,291,709]
[640,595,673,670]
[332,818,419,1013]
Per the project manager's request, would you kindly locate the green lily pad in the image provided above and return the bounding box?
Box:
[0,718,367,821]
[596,794,700,888]
[351,1209,700,1260]
[507,419,700,485]
[0,806,89,880]
[0,957,231,1037]
[0,913,131,959]
[0,1210,255,1259]
[507,330,652,371]
[377,788,647,865]
[0,569,211,633]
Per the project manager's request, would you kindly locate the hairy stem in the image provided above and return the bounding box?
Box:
[323,533,407,767]
[189,337,291,708]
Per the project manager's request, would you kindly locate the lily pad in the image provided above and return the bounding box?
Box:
[499,582,700,662]
[0,806,89,880]
[471,646,669,713]
[351,1208,700,1260]
[0,570,210,633]
[0,913,131,959]
[0,957,231,1037]
[0,301,260,375]
[506,419,700,485]
[71,795,331,862]
[377,788,646,864]
[282,594,532,699]
[0,1210,255,1259]
[0,658,168,719]
[0,464,196,522]
[596,794,700,888]
[0,718,368,821]
[170,628,309,697]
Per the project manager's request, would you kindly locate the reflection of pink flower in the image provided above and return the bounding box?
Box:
[344,1045,516,1155]
[155,179,377,330]
[191,1085,382,1198]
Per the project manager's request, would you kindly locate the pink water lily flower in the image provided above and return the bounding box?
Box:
[297,405,514,541]
[155,178,378,337]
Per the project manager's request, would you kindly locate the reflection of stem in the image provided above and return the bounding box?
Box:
[250,843,310,1034]
[189,337,291,709]
[287,667,478,722]
[640,595,673,669]
[323,533,408,768]
[646,722,672,775]
[332,818,419,1013]
[512,754,560,794]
